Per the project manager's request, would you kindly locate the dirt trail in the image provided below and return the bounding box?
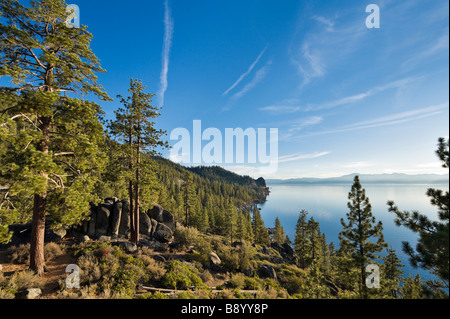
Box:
[0,247,76,299]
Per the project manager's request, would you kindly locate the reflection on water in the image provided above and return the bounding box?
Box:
[259,182,449,282]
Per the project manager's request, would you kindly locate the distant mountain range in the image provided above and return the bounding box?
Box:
[267,173,450,185]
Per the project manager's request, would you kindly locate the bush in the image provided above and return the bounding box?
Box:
[191,237,212,268]
[218,241,255,273]
[137,291,170,299]
[6,244,30,264]
[0,288,15,299]
[1,270,40,296]
[0,272,15,299]
[218,245,239,272]
[243,276,261,290]
[44,242,64,261]
[161,261,206,290]
[73,241,150,297]
[228,273,245,289]
[78,253,102,285]
[173,226,200,248]
[6,242,64,265]
[176,291,198,299]
[136,254,166,282]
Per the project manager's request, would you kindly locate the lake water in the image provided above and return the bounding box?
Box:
[258,182,449,282]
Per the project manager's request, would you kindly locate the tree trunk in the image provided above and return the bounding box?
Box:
[30,193,46,275]
[129,179,134,240]
[132,135,141,244]
[128,130,135,242]
[29,116,51,276]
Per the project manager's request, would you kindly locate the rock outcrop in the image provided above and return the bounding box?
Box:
[270,242,297,264]
[83,199,175,244]
[3,199,176,247]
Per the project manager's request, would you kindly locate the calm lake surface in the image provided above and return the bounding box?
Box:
[258,182,449,281]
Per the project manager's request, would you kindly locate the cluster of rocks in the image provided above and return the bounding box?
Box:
[2,199,177,248]
[270,242,296,264]
[82,198,176,244]
[256,243,297,281]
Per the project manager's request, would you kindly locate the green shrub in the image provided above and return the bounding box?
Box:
[218,245,240,272]
[173,226,200,248]
[74,241,149,297]
[1,270,40,296]
[161,261,206,290]
[176,291,198,299]
[191,237,212,268]
[137,291,170,299]
[0,288,15,299]
[243,276,261,290]
[73,241,112,258]
[218,241,255,273]
[228,273,245,289]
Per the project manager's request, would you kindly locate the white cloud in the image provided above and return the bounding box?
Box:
[259,98,302,114]
[291,41,325,87]
[312,15,335,32]
[295,102,448,139]
[259,105,301,114]
[158,0,174,108]
[222,45,268,96]
[287,116,323,133]
[342,103,448,130]
[402,30,449,69]
[305,77,417,111]
[278,151,330,163]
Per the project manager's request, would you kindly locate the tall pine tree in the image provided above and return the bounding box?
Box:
[0,0,109,274]
[252,207,269,245]
[294,210,311,269]
[182,172,196,227]
[273,217,285,244]
[108,79,167,244]
[339,176,387,298]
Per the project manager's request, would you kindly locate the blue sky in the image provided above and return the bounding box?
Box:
[4,0,450,179]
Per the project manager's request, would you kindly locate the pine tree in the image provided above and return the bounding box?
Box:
[399,274,425,299]
[0,0,109,275]
[225,204,238,245]
[319,233,331,274]
[306,216,321,265]
[108,79,167,244]
[339,176,387,298]
[381,248,404,298]
[236,211,246,242]
[243,210,254,243]
[273,217,285,244]
[388,138,449,292]
[294,210,311,269]
[252,207,269,245]
[182,172,196,227]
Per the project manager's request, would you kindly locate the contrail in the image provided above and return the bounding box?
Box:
[158,0,174,107]
[222,45,268,96]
